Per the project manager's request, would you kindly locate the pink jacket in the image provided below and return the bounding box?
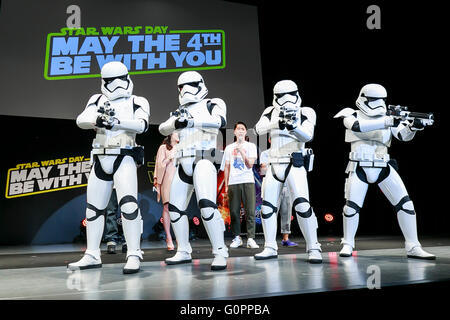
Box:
[154,144,176,204]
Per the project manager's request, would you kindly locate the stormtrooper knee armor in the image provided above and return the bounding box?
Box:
[254,80,322,263]
[334,84,435,259]
[159,71,228,270]
[68,61,150,273]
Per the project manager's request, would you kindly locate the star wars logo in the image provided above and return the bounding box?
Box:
[44,26,225,80]
[5,156,91,198]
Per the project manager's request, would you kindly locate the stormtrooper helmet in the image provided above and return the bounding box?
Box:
[100,61,133,100]
[356,84,387,116]
[273,80,302,112]
[177,71,208,105]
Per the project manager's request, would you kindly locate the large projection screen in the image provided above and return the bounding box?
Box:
[0,0,264,126]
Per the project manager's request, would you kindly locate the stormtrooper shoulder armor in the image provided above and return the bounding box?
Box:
[334,107,357,119]
[255,106,277,135]
[262,106,276,119]
[300,107,317,125]
[207,98,226,115]
[201,97,226,128]
[76,94,106,130]
[132,96,150,116]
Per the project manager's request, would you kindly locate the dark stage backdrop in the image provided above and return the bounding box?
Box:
[252,0,449,237]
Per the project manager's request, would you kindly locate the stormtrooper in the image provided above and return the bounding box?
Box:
[159,71,228,270]
[68,61,150,274]
[254,80,322,263]
[334,83,435,259]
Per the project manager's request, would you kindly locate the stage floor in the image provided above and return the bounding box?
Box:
[0,238,449,300]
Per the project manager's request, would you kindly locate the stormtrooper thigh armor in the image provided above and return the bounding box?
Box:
[256,165,283,259]
[166,157,228,270]
[341,163,433,258]
[256,163,321,262]
[68,155,143,271]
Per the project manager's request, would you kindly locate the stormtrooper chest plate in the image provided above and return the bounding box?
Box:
[93,96,137,149]
[107,97,135,121]
[177,100,218,152]
[269,108,304,158]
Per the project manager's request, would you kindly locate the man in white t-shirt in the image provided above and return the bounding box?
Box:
[224,122,259,249]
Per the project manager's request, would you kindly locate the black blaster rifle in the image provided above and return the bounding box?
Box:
[386,105,434,126]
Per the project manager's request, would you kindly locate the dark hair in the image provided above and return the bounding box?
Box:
[233,121,249,142]
[162,134,173,151]
[234,121,247,130]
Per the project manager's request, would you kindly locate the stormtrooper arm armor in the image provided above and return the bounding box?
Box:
[335,108,390,132]
[255,107,280,135]
[112,97,150,134]
[289,107,316,142]
[344,115,389,132]
[76,94,103,130]
[160,99,227,134]
[391,120,416,142]
[192,98,227,129]
[158,115,178,136]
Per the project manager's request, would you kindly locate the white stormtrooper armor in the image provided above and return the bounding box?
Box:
[254,80,322,263]
[158,71,228,270]
[334,83,435,259]
[68,61,150,274]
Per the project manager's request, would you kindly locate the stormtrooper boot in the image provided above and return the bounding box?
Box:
[68,214,104,271]
[121,214,143,273]
[308,249,323,264]
[166,251,192,265]
[297,213,322,264]
[407,246,436,260]
[67,254,102,271]
[165,215,192,265]
[397,211,436,260]
[200,209,228,271]
[340,213,359,257]
[254,247,278,260]
[123,255,141,274]
[339,244,354,257]
[211,249,228,271]
[255,205,278,260]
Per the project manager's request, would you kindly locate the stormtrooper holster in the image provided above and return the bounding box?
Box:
[291,149,314,172]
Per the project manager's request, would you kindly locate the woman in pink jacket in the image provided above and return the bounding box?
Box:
[154,132,179,251]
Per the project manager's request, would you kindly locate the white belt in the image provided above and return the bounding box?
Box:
[268,157,291,164]
[92,148,123,155]
[358,161,388,168]
[268,148,313,165]
[349,152,390,162]
[349,152,390,168]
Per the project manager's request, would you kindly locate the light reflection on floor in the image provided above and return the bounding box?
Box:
[0,246,448,300]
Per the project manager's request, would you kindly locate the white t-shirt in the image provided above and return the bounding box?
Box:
[224,141,257,185]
